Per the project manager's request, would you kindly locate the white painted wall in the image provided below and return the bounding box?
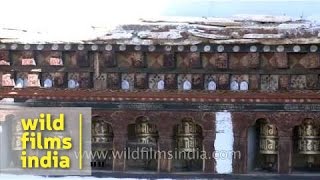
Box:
[214,111,234,174]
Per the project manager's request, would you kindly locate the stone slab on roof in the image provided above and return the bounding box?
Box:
[0,15,319,45]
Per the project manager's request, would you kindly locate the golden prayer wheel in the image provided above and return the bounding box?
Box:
[259,122,278,168]
[91,118,114,168]
[135,116,158,146]
[297,118,320,167]
[175,118,203,152]
[92,119,114,144]
[12,119,23,151]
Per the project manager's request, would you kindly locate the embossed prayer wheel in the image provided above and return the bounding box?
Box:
[297,118,320,167]
[92,119,114,144]
[12,119,23,151]
[175,117,203,152]
[259,122,278,168]
[91,118,114,168]
[135,116,158,146]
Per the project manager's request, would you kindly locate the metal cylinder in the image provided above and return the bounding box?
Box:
[298,118,320,155]
[175,117,203,152]
[92,119,113,144]
[259,123,278,155]
[12,119,23,151]
[134,116,158,145]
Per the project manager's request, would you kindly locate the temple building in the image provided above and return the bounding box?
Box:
[1,15,320,175]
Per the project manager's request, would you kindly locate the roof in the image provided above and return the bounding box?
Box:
[0,15,320,45]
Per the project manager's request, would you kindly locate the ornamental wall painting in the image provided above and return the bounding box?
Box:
[290,75,307,89]
[229,53,259,69]
[117,52,144,68]
[176,53,201,69]
[201,53,228,69]
[0,51,10,65]
[164,74,177,90]
[36,51,63,66]
[1,73,15,87]
[148,74,165,90]
[107,73,120,90]
[204,74,218,90]
[177,74,192,90]
[289,53,320,69]
[146,52,175,69]
[260,53,288,69]
[64,51,89,67]
[261,75,279,91]
[12,51,35,66]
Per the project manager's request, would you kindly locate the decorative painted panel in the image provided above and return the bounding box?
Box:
[67,73,90,88]
[230,75,249,91]
[230,75,249,83]
[107,73,120,90]
[306,74,318,89]
[164,74,177,90]
[78,72,91,88]
[36,51,63,66]
[202,53,228,69]
[135,73,147,89]
[290,75,307,89]
[260,53,288,69]
[121,73,135,90]
[12,51,35,66]
[64,51,89,67]
[117,52,144,68]
[147,53,163,68]
[100,52,115,68]
[229,53,259,69]
[176,53,201,68]
[279,75,289,90]
[192,74,204,90]
[41,72,66,88]
[204,74,218,90]
[15,72,28,88]
[16,72,40,87]
[218,74,230,90]
[261,75,279,91]
[268,75,279,91]
[260,75,269,90]
[0,51,10,65]
[94,73,107,90]
[163,53,175,68]
[177,74,192,90]
[67,73,80,88]
[249,75,260,90]
[148,74,165,90]
[27,74,41,87]
[289,53,320,69]
[1,73,15,87]
[147,52,175,68]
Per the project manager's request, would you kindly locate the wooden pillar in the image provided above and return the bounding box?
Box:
[111,112,128,172]
[112,137,126,172]
[232,136,247,174]
[278,136,292,174]
[158,137,172,172]
[94,52,100,78]
[202,138,215,173]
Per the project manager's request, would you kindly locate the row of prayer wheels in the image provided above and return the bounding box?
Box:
[11,116,203,152]
[259,118,320,168]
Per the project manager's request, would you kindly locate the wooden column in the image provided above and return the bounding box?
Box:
[278,136,292,174]
[232,136,247,174]
[94,52,100,78]
[111,112,128,172]
[112,137,126,172]
[202,138,215,173]
[158,137,172,172]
